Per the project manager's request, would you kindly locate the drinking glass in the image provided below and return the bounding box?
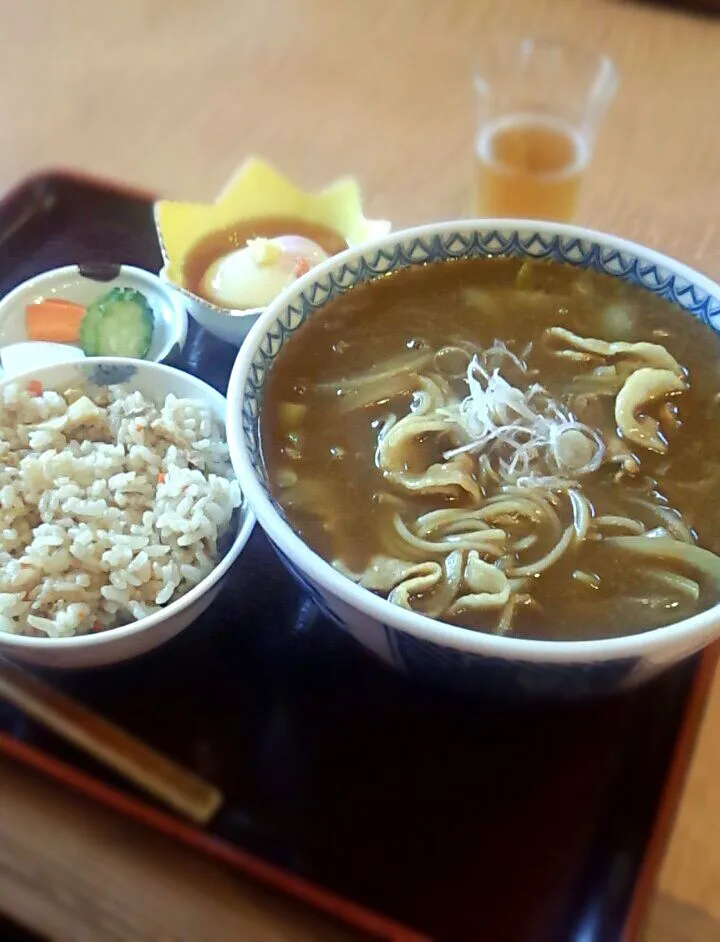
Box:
[474,37,617,222]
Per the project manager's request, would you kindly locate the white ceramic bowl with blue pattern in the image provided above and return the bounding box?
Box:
[226,221,720,699]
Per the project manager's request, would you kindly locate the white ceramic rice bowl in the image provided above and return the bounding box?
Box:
[0,357,254,669]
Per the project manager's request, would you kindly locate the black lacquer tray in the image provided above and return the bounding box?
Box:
[0,171,715,942]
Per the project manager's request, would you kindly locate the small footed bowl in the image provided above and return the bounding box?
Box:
[0,358,254,669]
[159,265,263,347]
[155,158,391,348]
[227,220,720,700]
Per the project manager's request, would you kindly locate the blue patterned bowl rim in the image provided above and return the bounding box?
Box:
[226,219,720,664]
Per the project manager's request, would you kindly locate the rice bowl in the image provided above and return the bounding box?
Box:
[0,358,254,669]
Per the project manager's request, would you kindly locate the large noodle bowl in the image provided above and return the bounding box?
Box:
[259,256,720,643]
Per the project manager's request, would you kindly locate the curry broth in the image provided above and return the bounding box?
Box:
[182,216,347,304]
[260,258,720,641]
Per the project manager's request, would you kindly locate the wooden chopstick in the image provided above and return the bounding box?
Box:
[0,658,222,824]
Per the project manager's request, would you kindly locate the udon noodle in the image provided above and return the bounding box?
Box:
[261,258,720,641]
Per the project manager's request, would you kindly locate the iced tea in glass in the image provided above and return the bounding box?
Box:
[474,38,617,222]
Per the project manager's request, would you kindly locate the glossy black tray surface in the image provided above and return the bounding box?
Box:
[0,172,705,942]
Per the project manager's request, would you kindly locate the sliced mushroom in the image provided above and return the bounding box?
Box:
[376,411,479,501]
[544,327,683,376]
[388,561,444,609]
[544,327,610,362]
[448,551,510,614]
[337,551,468,619]
[333,555,428,592]
[616,342,684,377]
[614,368,686,453]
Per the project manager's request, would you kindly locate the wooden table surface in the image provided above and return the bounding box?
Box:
[0,1,719,939]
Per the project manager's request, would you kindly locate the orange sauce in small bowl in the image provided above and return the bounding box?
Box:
[181,217,348,307]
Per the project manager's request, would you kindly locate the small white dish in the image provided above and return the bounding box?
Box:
[0,264,188,371]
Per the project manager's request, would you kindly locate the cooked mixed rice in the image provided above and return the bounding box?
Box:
[0,381,241,638]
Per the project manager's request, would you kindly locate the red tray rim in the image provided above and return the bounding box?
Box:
[0,730,428,942]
